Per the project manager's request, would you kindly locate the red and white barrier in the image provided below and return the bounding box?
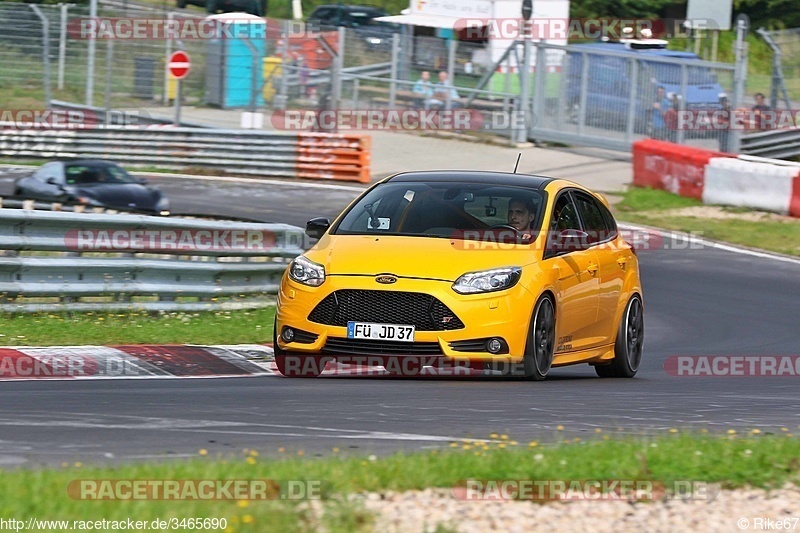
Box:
[632,140,800,217]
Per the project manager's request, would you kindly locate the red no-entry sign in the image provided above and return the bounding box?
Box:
[168,51,191,79]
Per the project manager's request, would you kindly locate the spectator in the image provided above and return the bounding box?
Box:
[651,86,670,140]
[429,71,460,110]
[716,93,732,153]
[752,92,772,131]
[412,71,433,109]
[297,57,310,98]
[663,93,681,143]
[752,92,771,112]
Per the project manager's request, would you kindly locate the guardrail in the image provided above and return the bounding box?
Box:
[0,127,372,184]
[0,209,305,312]
[740,127,800,160]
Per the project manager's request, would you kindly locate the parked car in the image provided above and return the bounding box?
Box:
[14,160,170,215]
[177,0,263,17]
[565,39,726,135]
[307,4,401,49]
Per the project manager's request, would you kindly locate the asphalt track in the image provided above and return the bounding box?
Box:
[1,172,799,467]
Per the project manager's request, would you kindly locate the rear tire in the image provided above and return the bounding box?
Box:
[522,295,555,381]
[595,294,644,378]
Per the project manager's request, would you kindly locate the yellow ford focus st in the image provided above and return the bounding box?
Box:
[275,171,643,380]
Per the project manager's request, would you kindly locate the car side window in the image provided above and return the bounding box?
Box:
[573,192,610,244]
[33,163,62,184]
[549,192,580,233]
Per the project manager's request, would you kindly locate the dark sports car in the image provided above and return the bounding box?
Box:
[14,160,170,215]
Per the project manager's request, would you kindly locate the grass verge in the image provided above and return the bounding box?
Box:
[0,307,275,346]
[0,433,798,532]
[615,187,800,257]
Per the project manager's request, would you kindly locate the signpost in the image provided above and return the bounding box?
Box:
[517,0,533,143]
[168,51,191,126]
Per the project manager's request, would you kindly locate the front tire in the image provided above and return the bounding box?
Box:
[595,294,644,378]
[522,295,556,381]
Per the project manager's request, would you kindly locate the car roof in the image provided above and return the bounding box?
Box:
[60,159,118,167]
[313,4,386,14]
[570,41,700,59]
[385,170,554,190]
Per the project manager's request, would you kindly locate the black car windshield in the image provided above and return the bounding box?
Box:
[66,164,139,185]
[334,181,545,238]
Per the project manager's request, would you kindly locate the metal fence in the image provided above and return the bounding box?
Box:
[0,209,303,312]
[526,41,737,152]
[756,27,800,110]
[0,2,755,154]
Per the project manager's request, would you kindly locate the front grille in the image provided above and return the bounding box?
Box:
[322,337,443,355]
[308,289,464,331]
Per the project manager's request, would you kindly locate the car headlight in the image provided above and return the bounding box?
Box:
[452,267,522,294]
[289,256,326,287]
[155,196,170,212]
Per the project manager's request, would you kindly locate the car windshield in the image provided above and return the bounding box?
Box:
[334,181,545,238]
[65,164,139,185]
[644,61,719,85]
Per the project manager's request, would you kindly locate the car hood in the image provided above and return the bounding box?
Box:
[74,183,161,210]
[308,234,540,282]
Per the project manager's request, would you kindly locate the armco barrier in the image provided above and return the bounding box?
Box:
[632,139,734,200]
[0,127,371,184]
[632,140,800,217]
[0,209,305,312]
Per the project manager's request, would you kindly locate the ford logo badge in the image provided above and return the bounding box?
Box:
[375,274,397,284]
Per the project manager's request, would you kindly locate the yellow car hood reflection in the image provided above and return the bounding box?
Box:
[310,234,539,281]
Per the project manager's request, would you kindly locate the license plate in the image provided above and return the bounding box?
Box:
[347,322,415,342]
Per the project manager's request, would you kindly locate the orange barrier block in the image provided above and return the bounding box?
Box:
[297,133,371,184]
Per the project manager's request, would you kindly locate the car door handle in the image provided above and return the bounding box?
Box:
[617,257,627,270]
[587,263,599,276]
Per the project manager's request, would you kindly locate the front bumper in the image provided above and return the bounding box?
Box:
[276,273,532,363]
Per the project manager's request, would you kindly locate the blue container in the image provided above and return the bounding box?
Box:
[205,14,266,109]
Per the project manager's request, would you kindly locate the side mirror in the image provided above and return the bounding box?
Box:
[548,229,591,254]
[305,217,330,239]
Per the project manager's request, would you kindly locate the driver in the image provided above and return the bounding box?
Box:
[507,196,536,232]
